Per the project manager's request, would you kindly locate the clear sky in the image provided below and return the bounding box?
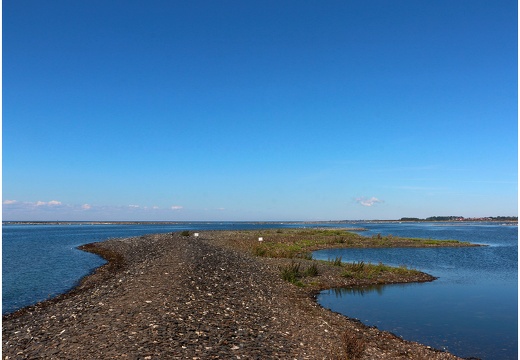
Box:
[3,0,518,221]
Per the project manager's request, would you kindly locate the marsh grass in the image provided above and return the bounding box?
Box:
[330,256,343,266]
[253,242,305,258]
[279,261,301,284]
[341,261,421,280]
[250,229,472,260]
[279,261,320,286]
[252,230,360,258]
[345,261,365,271]
[304,262,319,277]
[247,228,470,285]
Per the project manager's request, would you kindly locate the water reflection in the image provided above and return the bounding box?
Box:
[327,284,388,297]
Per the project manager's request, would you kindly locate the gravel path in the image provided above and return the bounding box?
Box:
[3,231,465,359]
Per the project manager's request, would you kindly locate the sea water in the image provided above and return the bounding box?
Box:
[2,222,517,359]
[314,222,518,360]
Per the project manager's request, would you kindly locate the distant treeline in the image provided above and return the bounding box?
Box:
[400,216,518,222]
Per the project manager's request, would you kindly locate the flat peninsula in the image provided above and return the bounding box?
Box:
[3,229,479,359]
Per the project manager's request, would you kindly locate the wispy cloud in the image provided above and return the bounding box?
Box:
[35,200,62,206]
[3,199,68,215]
[355,197,384,207]
[2,200,193,221]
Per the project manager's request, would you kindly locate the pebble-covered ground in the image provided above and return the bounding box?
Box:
[3,230,468,359]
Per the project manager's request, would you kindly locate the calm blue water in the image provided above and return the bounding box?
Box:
[314,222,518,360]
[2,222,517,359]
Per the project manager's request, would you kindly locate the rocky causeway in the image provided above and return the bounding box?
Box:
[3,229,473,359]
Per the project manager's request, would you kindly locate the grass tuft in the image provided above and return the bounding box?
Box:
[330,256,343,266]
[279,261,319,286]
[344,261,365,272]
[304,262,319,277]
[279,261,301,284]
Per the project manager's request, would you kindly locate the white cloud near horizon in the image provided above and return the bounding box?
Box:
[355,197,384,207]
[2,200,183,212]
[0,198,342,221]
[2,201,190,221]
[35,200,62,206]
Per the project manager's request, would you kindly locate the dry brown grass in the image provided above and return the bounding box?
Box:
[333,329,366,359]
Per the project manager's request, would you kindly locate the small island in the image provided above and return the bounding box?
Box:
[3,229,478,359]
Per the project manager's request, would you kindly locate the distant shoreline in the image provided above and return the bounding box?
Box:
[3,219,517,226]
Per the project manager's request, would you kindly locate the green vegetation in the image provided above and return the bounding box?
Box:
[304,262,319,277]
[243,228,472,287]
[278,261,319,286]
[251,229,473,259]
[330,256,343,266]
[340,261,421,280]
[279,261,302,284]
[180,230,190,237]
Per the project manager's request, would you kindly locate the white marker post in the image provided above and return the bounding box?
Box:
[258,237,263,242]
[194,233,199,239]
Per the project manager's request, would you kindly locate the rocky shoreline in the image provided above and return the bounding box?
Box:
[3,230,468,359]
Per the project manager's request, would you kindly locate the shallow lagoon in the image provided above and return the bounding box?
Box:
[314,223,518,360]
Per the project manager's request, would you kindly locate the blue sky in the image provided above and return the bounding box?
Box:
[3,0,518,221]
